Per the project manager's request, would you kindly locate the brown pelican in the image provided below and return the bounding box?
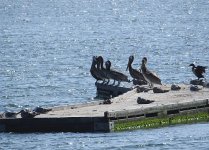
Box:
[105,60,129,86]
[141,57,162,87]
[126,55,147,84]
[96,56,110,84]
[189,63,207,80]
[90,56,104,83]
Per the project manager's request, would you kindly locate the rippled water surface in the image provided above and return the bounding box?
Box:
[0,0,209,149]
[1,123,209,150]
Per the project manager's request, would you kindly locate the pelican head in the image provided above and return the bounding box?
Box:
[91,56,98,67]
[126,55,134,71]
[92,56,97,63]
[105,60,111,70]
[97,56,105,69]
[97,56,104,63]
[142,57,147,64]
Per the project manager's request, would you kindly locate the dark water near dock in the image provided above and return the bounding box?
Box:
[0,0,209,149]
[1,123,209,150]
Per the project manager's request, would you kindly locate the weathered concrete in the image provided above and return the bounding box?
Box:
[0,84,209,132]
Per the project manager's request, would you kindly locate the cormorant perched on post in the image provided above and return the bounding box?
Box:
[126,55,147,84]
[189,63,207,80]
[141,57,162,87]
[105,60,129,86]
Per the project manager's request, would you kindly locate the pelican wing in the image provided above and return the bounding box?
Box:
[109,69,129,82]
[145,69,162,85]
[90,68,102,80]
[131,68,145,81]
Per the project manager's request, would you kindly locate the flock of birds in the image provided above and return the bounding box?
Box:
[0,56,207,119]
[90,55,207,87]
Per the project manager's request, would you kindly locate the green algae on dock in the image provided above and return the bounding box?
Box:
[113,112,209,131]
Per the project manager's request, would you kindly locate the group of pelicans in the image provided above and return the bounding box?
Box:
[90,55,207,87]
[0,56,207,119]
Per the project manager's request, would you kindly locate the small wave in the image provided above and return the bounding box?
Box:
[38,85,61,89]
[6,103,21,108]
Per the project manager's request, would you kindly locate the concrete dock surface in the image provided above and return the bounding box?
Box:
[36,84,209,118]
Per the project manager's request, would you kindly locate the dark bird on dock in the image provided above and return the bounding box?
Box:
[96,56,110,84]
[105,60,130,86]
[153,87,169,93]
[0,111,20,118]
[33,107,52,114]
[19,109,39,118]
[90,56,104,83]
[126,55,147,84]
[103,99,112,104]
[137,97,154,104]
[141,57,162,87]
[190,85,202,91]
[189,63,207,80]
[171,84,181,91]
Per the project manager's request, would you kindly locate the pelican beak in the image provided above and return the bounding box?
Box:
[17,110,22,114]
[126,59,131,71]
[126,64,129,71]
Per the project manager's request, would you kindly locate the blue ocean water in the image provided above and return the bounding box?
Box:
[0,0,209,149]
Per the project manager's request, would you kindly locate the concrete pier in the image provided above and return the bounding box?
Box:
[0,84,209,133]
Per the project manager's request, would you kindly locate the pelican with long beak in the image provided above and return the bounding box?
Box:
[90,56,103,83]
[126,55,147,84]
[105,60,129,86]
[96,56,110,84]
[141,57,162,87]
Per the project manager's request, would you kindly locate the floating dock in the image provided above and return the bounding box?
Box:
[0,84,209,133]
